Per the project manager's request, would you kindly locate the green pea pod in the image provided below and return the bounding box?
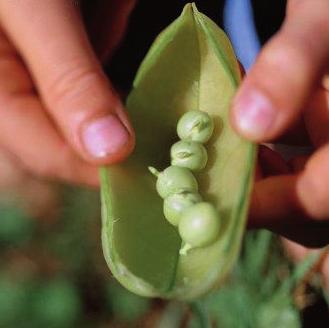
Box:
[100,3,256,300]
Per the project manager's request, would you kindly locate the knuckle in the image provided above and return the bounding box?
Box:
[46,59,107,108]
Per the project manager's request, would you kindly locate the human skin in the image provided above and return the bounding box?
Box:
[230,0,329,247]
[230,0,329,288]
[0,0,136,186]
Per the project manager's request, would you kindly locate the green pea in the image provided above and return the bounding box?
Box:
[149,166,198,199]
[177,110,214,143]
[170,140,208,171]
[178,202,220,249]
[163,192,202,226]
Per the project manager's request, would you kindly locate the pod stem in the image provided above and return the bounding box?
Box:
[148,166,160,177]
[179,243,193,255]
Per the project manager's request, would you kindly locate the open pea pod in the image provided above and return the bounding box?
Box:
[100,3,256,300]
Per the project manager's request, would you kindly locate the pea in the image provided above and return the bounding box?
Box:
[178,202,220,249]
[149,166,198,199]
[170,140,207,171]
[177,110,214,143]
[163,192,202,226]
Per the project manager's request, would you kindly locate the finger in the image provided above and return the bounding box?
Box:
[0,93,100,186]
[297,144,329,220]
[249,175,329,247]
[0,32,99,186]
[288,155,309,172]
[238,60,310,147]
[304,87,329,147]
[231,0,329,142]
[0,0,135,164]
[239,58,310,146]
[0,95,100,186]
[323,74,329,91]
[249,175,301,228]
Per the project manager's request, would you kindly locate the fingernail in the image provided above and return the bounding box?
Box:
[233,89,276,140]
[82,114,130,158]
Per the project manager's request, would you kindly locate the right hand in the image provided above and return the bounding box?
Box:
[230,0,329,247]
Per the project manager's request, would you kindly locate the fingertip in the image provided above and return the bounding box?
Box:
[80,112,135,165]
[231,11,329,143]
[231,86,278,142]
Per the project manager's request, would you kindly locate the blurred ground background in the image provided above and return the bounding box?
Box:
[0,181,328,327]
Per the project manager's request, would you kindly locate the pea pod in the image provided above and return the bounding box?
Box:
[100,3,256,300]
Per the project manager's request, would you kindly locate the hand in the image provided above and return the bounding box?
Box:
[0,0,136,186]
[230,0,329,247]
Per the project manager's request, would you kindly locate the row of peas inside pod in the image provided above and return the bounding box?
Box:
[149,110,220,255]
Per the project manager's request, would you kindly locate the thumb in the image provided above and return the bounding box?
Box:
[231,0,329,142]
[0,0,135,164]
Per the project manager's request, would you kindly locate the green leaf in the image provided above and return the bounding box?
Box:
[100,3,255,299]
